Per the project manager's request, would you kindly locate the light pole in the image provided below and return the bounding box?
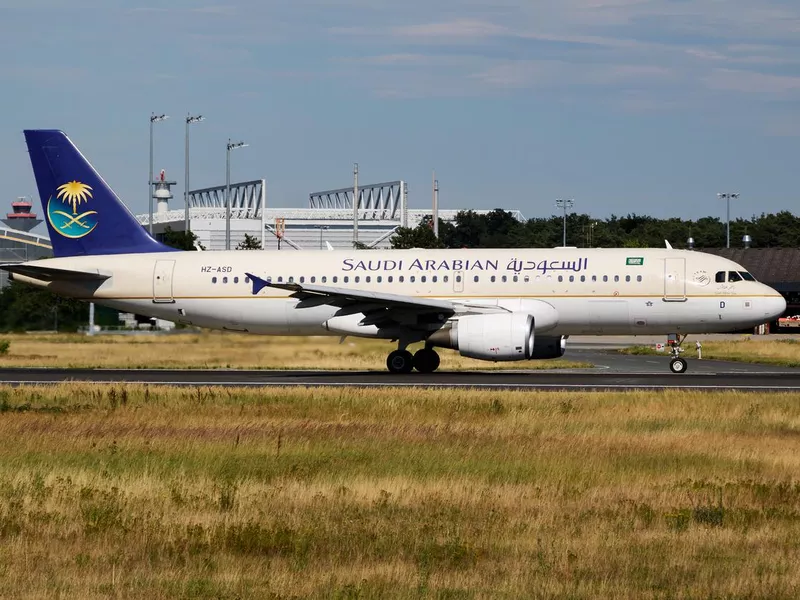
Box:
[185,114,204,235]
[226,139,248,250]
[555,198,574,247]
[353,163,359,245]
[717,192,739,249]
[149,113,169,235]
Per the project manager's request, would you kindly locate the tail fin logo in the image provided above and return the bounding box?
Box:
[47,180,99,239]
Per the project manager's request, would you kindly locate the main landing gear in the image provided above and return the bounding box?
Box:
[386,346,440,374]
[667,334,688,374]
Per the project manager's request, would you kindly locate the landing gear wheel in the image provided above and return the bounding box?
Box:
[669,357,688,374]
[387,350,414,374]
[413,348,440,373]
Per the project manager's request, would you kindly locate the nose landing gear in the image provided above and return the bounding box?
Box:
[667,334,688,374]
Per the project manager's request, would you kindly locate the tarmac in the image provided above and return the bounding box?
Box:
[1,335,796,391]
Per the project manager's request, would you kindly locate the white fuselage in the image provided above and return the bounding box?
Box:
[13,247,785,337]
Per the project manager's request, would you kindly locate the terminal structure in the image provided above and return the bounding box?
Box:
[139,178,524,251]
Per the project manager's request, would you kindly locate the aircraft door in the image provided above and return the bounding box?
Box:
[453,271,464,293]
[663,257,686,301]
[153,260,176,303]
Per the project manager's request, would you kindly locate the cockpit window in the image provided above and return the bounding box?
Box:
[728,271,743,282]
[739,271,756,281]
[715,271,726,283]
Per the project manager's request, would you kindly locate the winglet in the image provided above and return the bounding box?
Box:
[665,240,673,249]
[245,272,271,295]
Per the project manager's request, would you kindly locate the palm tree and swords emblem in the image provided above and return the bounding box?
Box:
[47,181,99,238]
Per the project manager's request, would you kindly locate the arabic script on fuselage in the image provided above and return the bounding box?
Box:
[341,257,588,274]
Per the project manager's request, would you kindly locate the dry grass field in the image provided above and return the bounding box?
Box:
[0,332,589,371]
[0,384,798,598]
[621,337,800,367]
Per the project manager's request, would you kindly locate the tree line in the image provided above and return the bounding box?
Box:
[391,210,800,250]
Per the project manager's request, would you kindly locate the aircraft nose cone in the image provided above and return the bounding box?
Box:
[764,293,787,320]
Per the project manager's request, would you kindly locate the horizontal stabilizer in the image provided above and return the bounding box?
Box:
[0,263,110,282]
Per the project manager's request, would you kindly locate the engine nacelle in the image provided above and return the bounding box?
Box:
[428,312,535,361]
[528,335,567,359]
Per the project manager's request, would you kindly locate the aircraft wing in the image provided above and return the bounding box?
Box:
[0,263,110,283]
[245,273,506,326]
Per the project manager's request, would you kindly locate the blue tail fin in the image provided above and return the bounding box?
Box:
[24,129,174,257]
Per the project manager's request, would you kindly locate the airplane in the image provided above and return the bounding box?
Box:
[1,130,787,375]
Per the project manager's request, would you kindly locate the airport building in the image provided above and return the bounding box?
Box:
[137,178,525,251]
[0,198,53,289]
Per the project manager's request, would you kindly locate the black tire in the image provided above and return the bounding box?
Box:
[413,348,441,373]
[669,357,688,374]
[387,350,414,374]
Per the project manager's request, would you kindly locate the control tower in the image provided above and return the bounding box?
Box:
[153,169,176,214]
[3,197,42,232]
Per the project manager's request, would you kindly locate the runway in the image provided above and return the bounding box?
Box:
[2,349,800,391]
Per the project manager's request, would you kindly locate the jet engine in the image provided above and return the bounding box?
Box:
[528,335,567,359]
[427,313,567,362]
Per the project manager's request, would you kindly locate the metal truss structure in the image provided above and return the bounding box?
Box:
[309,181,407,225]
[188,179,265,219]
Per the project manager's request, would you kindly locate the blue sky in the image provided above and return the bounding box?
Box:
[1,0,799,225]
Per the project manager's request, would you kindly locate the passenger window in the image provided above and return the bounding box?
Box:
[443,275,449,283]
[558,276,563,282]
[299,276,304,283]
[377,276,382,283]
[421,276,426,283]
[278,276,283,283]
[266,276,272,283]
[365,276,371,283]
[502,275,507,283]
[637,275,642,282]
[524,276,530,283]
[288,276,294,283]
[603,275,608,282]
[455,275,461,282]
[728,271,742,282]
[344,276,349,283]
[355,276,360,283]
[234,276,239,284]
[322,276,327,283]
[569,275,574,282]
[625,275,630,282]
[491,275,496,283]
[223,276,228,284]
[715,271,726,283]
[245,277,250,284]
[513,275,519,283]
[580,275,585,282]
[332,276,337,283]
[388,276,393,283]
[474,276,480,282]
[399,276,405,283]
[310,276,316,283]
[410,276,416,283]
[212,277,217,284]
[614,275,620,282]
[592,275,597,282]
